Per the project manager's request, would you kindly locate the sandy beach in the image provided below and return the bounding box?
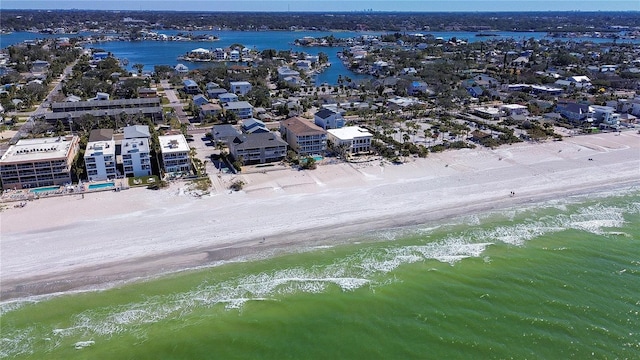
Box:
[1,131,639,300]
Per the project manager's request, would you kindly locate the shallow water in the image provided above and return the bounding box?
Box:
[2,190,639,359]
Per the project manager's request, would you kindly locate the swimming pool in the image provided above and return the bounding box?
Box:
[88,182,115,190]
[30,186,60,194]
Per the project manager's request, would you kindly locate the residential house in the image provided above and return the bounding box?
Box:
[138,88,157,98]
[158,134,191,174]
[407,81,429,96]
[277,66,300,79]
[192,94,209,108]
[122,125,152,177]
[211,124,242,146]
[230,81,252,96]
[314,108,345,130]
[229,132,288,165]
[223,101,253,119]
[0,135,80,190]
[84,129,117,181]
[556,100,592,123]
[218,92,239,103]
[200,103,222,120]
[174,63,189,73]
[31,60,50,74]
[500,104,529,116]
[279,116,327,156]
[207,87,228,99]
[183,79,200,94]
[229,50,240,61]
[213,48,226,61]
[241,118,269,134]
[590,105,620,126]
[89,92,110,101]
[327,126,373,154]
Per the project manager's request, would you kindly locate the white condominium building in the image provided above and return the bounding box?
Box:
[122,125,152,177]
[158,134,191,174]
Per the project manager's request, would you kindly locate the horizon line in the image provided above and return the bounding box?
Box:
[3,9,640,13]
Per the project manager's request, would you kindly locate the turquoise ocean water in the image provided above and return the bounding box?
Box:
[2,189,639,359]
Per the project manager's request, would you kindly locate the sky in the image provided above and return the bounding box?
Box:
[2,0,639,12]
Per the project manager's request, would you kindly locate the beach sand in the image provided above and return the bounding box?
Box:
[1,131,639,300]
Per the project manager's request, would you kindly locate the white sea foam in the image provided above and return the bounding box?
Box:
[2,196,637,358]
[74,340,94,350]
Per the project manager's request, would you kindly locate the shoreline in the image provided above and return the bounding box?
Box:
[1,132,639,301]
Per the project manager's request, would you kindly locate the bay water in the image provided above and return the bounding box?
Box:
[2,189,639,359]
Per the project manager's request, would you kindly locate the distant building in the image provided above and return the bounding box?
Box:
[122,125,152,177]
[158,135,191,174]
[314,108,345,130]
[174,63,189,73]
[0,135,80,190]
[183,79,200,94]
[407,81,429,96]
[85,129,117,181]
[230,81,252,96]
[279,116,327,156]
[277,66,300,79]
[327,126,373,154]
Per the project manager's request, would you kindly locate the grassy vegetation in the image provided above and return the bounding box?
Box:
[128,175,160,187]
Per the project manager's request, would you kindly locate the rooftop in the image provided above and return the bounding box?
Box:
[0,136,78,164]
[158,134,189,153]
[281,116,326,136]
[327,126,373,140]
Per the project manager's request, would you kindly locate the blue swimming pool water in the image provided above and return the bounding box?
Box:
[88,182,115,190]
[29,186,60,194]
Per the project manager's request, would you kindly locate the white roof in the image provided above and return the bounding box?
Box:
[0,136,78,164]
[190,48,210,53]
[84,139,116,158]
[122,137,150,154]
[158,134,189,153]
[327,126,373,140]
[500,104,528,110]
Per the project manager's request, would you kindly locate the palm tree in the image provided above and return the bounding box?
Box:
[133,63,144,75]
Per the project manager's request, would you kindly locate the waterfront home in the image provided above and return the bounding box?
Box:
[158,134,191,174]
[229,132,288,165]
[122,125,152,178]
[85,129,117,181]
[230,81,252,96]
[212,124,242,147]
[223,101,253,119]
[218,92,239,103]
[279,116,327,156]
[183,79,200,94]
[0,135,80,190]
[174,63,189,73]
[590,105,620,126]
[314,108,345,130]
[327,126,373,154]
[277,66,300,79]
[213,48,226,61]
[229,50,240,61]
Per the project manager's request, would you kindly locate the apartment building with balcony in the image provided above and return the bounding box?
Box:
[84,129,117,181]
[122,125,152,177]
[158,134,191,174]
[279,116,327,156]
[0,135,80,190]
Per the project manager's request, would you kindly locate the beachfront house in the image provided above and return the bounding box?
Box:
[556,100,593,123]
[314,108,345,130]
[122,125,152,178]
[84,129,117,181]
[230,81,252,96]
[223,101,253,119]
[0,135,80,190]
[229,132,288,165]
[327,126,373,155]
[158,134,191,174]
[279,116,327,156]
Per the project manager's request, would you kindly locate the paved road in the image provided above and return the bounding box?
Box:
[160,79,191,127]
[8,60,78,144]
